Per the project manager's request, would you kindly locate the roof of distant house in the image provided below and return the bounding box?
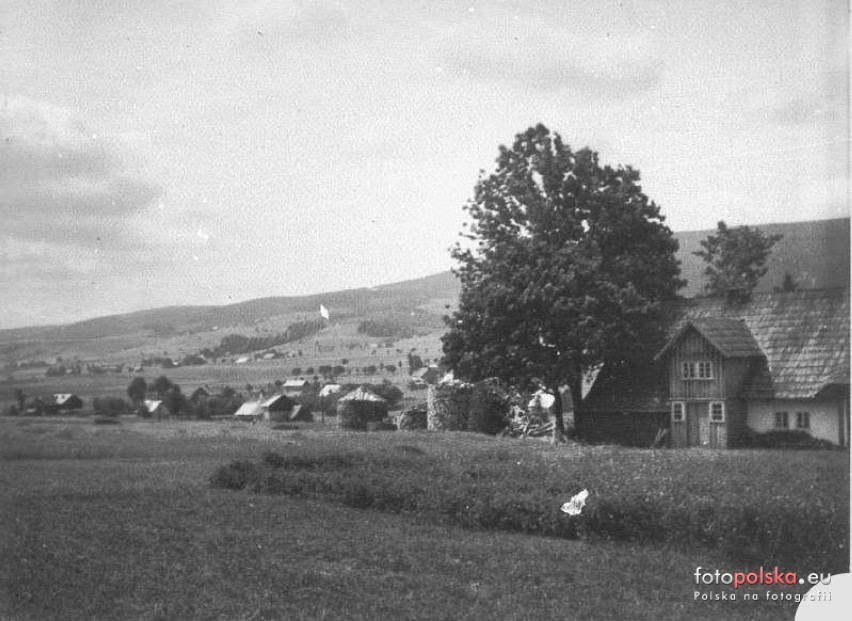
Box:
[339,386,385,402]
[234,401,261,416]
[143,399,163,413]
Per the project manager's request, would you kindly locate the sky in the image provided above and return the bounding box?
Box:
[0,0,848,328]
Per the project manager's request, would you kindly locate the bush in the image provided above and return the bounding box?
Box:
[210,460,264,491]
[93,397,131,417]
[742,429,837,450]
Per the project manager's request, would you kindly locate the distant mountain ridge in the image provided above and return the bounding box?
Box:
[0,218,847,360]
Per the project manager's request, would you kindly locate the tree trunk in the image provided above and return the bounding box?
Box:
[550,383,566,443]
[566,362,583,437]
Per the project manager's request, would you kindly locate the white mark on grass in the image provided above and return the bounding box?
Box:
[561,489,589,516]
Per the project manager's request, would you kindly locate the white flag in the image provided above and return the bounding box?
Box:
[320,304,330,320]
[561,489,589,516]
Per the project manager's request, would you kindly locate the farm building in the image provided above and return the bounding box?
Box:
[319,383,343,398]
[282,379,309,394]
[412,365,443,385]
[259,393,299,422]
[581,288,850,448]
[189,386,210,402]
[52,393,83,411]
[337,386,388,430]
[143,399,166,419]
[233,400,262,420]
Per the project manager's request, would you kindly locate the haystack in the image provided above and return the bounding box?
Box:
[395,404,428,430]
[336,386,388,430]
[427,383,471,431]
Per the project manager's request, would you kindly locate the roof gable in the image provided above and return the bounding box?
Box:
[261,394,294,409]
[656,318,763,360]
[339,386,386,402]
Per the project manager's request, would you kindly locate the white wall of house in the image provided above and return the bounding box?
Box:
[747,400,843,445]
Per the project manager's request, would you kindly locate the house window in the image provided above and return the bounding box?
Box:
[681,361,713,380]
[774,411,789,429]
[795,412,810,429]
[671,401,685,422]
[709,401,725,423]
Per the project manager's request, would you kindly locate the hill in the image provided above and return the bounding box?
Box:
[0,218,846,364]
[675,218,849,297]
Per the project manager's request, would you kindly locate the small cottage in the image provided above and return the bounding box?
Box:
[143,399,166,419]
[282,379,309,395]
[53,393,84,411]
[319,383,343,398]
[259,393,296,422]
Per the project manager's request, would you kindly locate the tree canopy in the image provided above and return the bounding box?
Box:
[127,377,147,404]
[693,221,782,298]
[441,125,683,438]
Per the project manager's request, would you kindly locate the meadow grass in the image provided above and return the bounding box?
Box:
[1,417,846,620]
[210,432,849,572]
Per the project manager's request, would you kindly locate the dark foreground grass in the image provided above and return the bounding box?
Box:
[1,459,806,621]
[1,419,846,620]
[211,437,850,573]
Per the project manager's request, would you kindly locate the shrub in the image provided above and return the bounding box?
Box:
[210,460,264,491]
[741,429,837,450]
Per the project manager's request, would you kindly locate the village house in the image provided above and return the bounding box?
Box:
[581,288,850,448]
[282,379,310,395]
[142,399,166,419]
[318,383,343,398]
[52,393,83,411]
[259,393,298,422]
[233,399,262,420]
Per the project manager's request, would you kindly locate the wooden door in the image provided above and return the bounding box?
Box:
[686,402,701,446]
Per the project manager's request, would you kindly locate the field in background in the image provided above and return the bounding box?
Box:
[0,330,443,409]
[1,416,846,620]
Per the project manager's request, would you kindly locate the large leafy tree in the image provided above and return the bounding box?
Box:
[442,125,683,439]
[694,221,782,298]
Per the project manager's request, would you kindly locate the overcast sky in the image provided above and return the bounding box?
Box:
[0,0,848,328]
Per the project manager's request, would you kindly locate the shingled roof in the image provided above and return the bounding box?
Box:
[656,318,763,360]
[585,288,849,411]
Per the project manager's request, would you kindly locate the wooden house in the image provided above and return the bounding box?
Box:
[259,393,296,422]
[319,383,343,398]
[282,379,309,395]
[52,393,83,411]
[189,386,211,402]
[143,399,166,419]
[582,288,849,448]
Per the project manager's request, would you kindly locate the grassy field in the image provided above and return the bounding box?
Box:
[0,332,442,409]
[1,416,848,621]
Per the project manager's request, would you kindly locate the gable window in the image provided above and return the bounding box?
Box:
[795,412,810,429]
[709,401,725,423]
[681,361,713,380]
[671,401,685,422]
[774,411,789,429]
